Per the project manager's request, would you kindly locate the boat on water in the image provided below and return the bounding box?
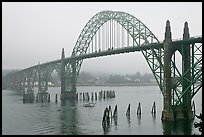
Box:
[83,102,96,107]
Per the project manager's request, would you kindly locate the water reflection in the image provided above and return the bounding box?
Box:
[137,114,141,125]
[152,114,156,126]
[162,120,193,135]
[102,122,111,135]
[59,100,80,135]
[126,114,131,127]
[113,116,118,130]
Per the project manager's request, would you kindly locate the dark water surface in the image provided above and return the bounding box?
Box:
[2,86,202,135]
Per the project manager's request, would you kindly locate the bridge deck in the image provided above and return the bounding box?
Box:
[4,36,202,77]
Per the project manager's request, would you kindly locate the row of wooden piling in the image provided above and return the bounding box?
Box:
[23,89,116,104]
[29,90,116,104]
[102,105,118,127]
[125,102,156,116]
[102,102,157,127]
[76,90,116,101]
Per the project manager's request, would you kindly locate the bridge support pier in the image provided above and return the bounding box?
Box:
[162,20,194,121]
[60,48,77,101]
[61,48,66,101]
[162,20,174,121]
[36,62,50,103]
[23,87,35,103]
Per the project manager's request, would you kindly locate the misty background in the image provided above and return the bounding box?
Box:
[2,2,202,75]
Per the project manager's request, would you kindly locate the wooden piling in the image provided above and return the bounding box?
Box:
[99,91,102,100]
[102,107,110,126]
[151,102,156,115]
[55,94,58,103]
[102,109,106,125]
[103,91,106,99]
[95,92,97,100]
[106,90,109,98]
[23,94,25,103]
[36,94,38,103]
[109,105,112,118]
[48,94,50,103]
[79,93,82,100]
[137,102,141,115]
[113,105,118,117]
[91,92,94,101]
[126,104,131,116]
[105,107,110,125]
[83,92,85,101]
[87,92,90,101]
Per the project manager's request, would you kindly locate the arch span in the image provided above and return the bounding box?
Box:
[66,10,163,92]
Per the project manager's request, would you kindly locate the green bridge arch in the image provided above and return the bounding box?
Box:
[65,10,163,93]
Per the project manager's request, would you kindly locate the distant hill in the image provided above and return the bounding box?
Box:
[2,69,21,77]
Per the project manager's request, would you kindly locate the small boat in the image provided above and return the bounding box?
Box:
[83,102,96,107]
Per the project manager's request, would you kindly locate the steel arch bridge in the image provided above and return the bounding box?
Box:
[2,10,202,121]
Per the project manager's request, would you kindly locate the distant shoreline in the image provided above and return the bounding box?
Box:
[48,83,158,87]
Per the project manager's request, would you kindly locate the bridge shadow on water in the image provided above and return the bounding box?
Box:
[162,120,193,135]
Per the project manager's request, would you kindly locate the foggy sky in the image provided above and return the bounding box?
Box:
[2,2,202,74]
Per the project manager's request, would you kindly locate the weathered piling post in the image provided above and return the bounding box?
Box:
[79,93,82,100]
[151,102,156,116]
[113,105,118,126]
[23,94,25,103]
[91,92,94,101]
[113,90,115,98]
[113,105,118,117]
[102,108,107,126]
[36,94,38,103]
[83,92,85,101]
[87,92,90,101]
[84,92,87,101]
[109,105,112,118]
[126,104,131,116]
[55,94,58,103]
[106,90,109,98]
[137,102,141,115]
[95,92,97,100]
[102,107,110,127]
[48,94,50,103]
[99,91,102,100]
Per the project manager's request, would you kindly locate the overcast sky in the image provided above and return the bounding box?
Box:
[2,2,202,74]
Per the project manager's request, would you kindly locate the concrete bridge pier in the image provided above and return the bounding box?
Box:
[162,20,194,121]
[23,75,35,103]
[60,48,77,101]
[162,20,174,121]
[23,87,35,103]
[60,48,66,101]
[36,62,50,103]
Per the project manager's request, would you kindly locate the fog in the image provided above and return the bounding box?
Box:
[2,2,202,74]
